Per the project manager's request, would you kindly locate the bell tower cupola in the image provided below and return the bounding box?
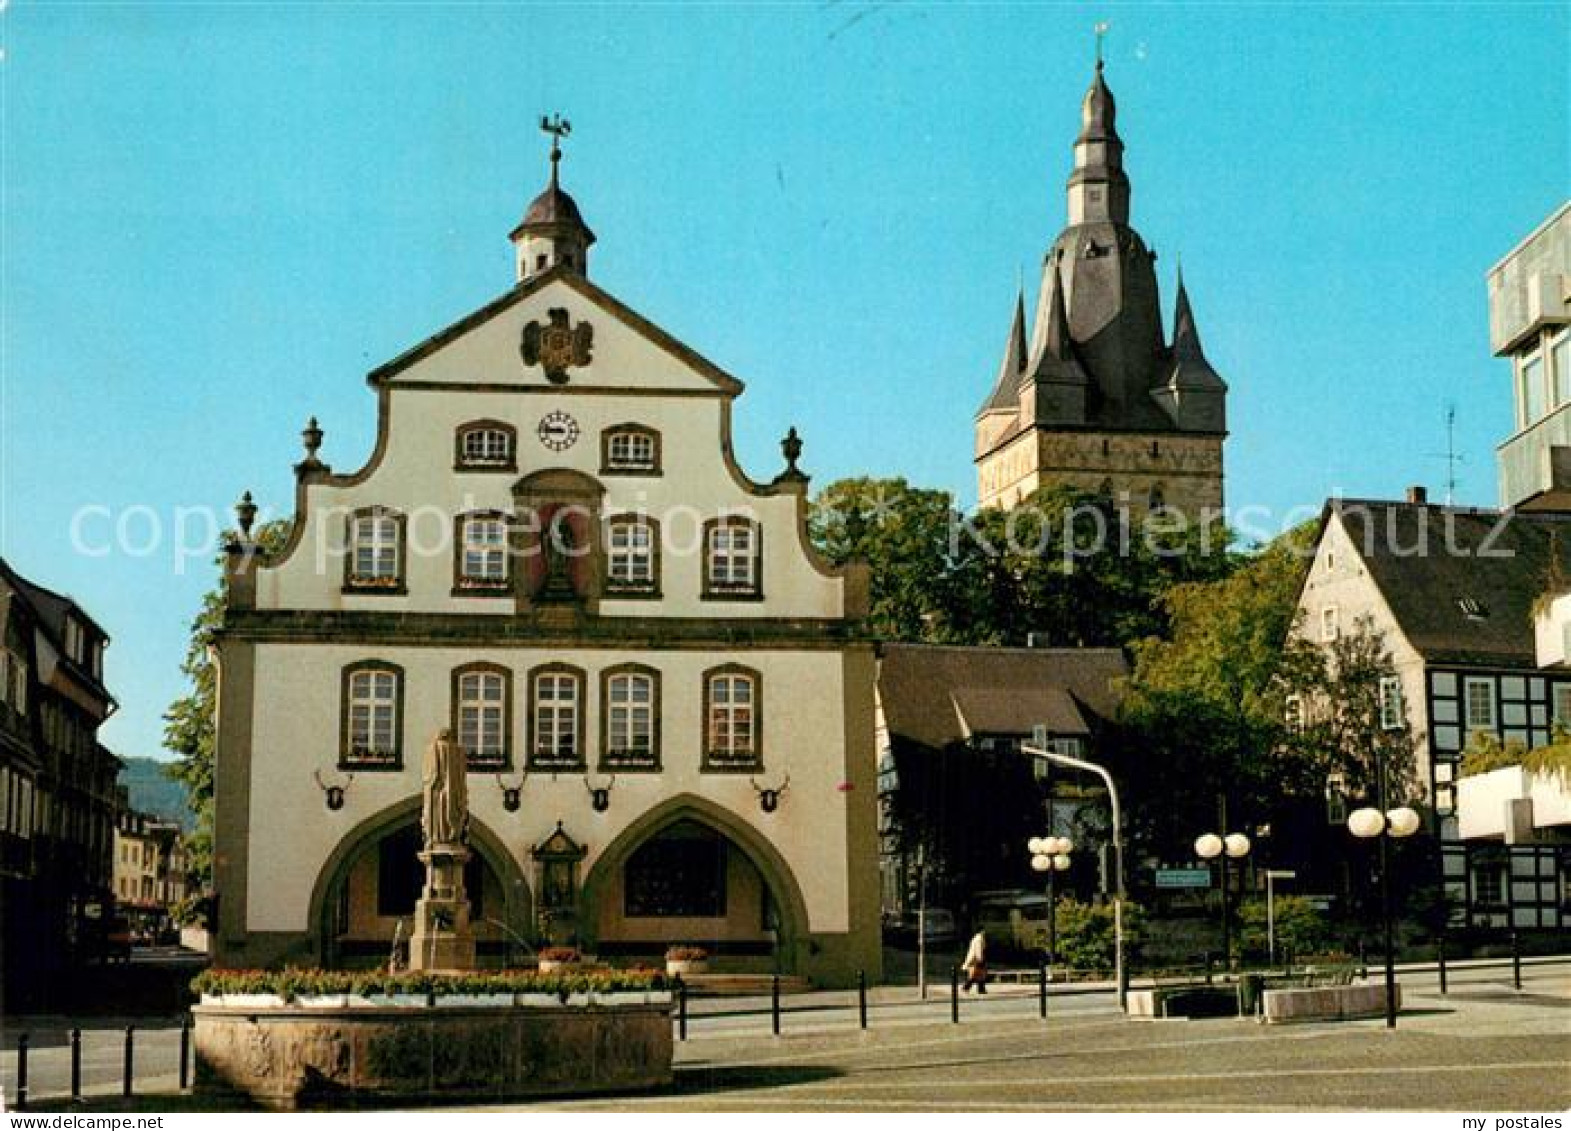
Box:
[1066,36,1130,226]
[510,114,596,284]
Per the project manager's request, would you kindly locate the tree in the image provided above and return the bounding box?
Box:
[163,521,291,912]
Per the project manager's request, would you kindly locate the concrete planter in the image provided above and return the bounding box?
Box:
[194,999,673,1109]
[206,994,287,1009]
[297,994,350,1009]
[432,993,514,1009]
[537,959,580,974]
[665,959,708,978]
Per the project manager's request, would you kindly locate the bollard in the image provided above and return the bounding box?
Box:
[1512,930,1522,991]
[70,1027,82,1101]
[676,976,688,1041]
[123,1025,135,1098]
[950,964,959,1024]
[857,970,868,1030]
[15,1033,28,1112]
[1437,934,1448,996]
[1039,958,1048,1019]
[771,974,781,1036]
[179,1016,192,1090]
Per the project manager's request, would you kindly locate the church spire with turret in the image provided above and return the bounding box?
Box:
[973,35,1230,515]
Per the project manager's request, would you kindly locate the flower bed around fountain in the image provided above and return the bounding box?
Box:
[192,968,674,1109]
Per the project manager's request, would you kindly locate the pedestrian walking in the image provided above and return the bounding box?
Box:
[961,928,989,994]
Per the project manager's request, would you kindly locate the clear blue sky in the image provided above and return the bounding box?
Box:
[2,3,1566,763]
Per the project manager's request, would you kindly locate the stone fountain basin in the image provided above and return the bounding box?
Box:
[194,998,673,1109]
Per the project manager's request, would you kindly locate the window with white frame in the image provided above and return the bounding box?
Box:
[1553,331,1571,407]
[603,427,659,473]
[458,514,509,588]
[1463,677,1496,733]
[604,669,657,768]
[455,667,508,768]
[704,667,759,768]
[1554,684,1571,733]
[343,664,401,766]
[1379,675,1405,731]
[1321,606,1339,642]
[1522,351,1546,426]
[530,668,583,768]
[457,423,515,468]
[348,510,402,587]
[704,518,760,597]
[607,517,656,593]
[64,618,85,664]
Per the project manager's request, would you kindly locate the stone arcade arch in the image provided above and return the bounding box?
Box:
[577,793,812,974]
[307,796,533,968]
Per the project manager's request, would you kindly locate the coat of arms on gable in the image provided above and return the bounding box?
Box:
[521,308,593,385]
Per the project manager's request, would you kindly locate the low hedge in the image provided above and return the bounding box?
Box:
[193,966,668,1001]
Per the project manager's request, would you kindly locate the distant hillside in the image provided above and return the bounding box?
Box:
[119,757,195,830]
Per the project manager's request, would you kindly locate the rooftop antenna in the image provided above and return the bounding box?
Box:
[1425,403,1466,505]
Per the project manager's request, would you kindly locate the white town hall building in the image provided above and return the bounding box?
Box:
[212,131,881,986]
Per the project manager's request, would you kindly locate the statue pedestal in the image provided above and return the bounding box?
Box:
[408,845,476,971]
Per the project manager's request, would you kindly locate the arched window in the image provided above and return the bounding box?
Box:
[601,665,659,770]
[605,514,659,596]
[452,663,511,769]
[529,664,585,770]
[702,515,762,600]
[454,511,510,592]
[702,664,761,771]
[344,508,406,592]
[455,420,517,471]
[601,424,661,475]
[340,661,404,768]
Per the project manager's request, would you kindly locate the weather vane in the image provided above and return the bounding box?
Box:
[540,113,571,173]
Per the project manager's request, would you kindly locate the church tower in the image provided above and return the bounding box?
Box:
[510,116,596,283]
[975,53,1228,516]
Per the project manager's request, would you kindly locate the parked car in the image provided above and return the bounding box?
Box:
[888,907,957,947]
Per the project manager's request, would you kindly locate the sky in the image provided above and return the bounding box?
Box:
[1,2,1567,763]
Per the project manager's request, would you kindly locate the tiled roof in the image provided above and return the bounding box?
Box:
[877,643,1127,748]
[1331,499,1571,669]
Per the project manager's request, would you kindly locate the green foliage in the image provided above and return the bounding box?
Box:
[191,965,667,1001]
[1461,728,1571,786]
[163,520,291,902]
[1237,895,1333,959]
[1049,898,1145,971]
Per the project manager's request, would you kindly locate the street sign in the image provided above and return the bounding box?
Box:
[1155,867,1211,889]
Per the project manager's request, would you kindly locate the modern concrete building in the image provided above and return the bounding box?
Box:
[1492,202,1571,511]
[974,56,1228,517]
[0,556,120,1010]
[211,134,881,986]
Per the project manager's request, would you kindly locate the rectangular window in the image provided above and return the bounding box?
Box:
[456,669,507,768]
[1522,352,1546,426]
[460,427,513,467]
[532,671,582,767]
[350,513,401,585]
[16,778,31,841]
[1474,860,1505,906]
[459,516,508,586]
[707,520,759,596]
[606,671,655,767]
[1464,677,1497,733]
[1554,685,1571,733]
[607,520,655,591]
[345,667,400,765]
[706,672,757,766]
[1379,675,1404,731]
[1321,606,1339,643]
[1554,332,1571,407]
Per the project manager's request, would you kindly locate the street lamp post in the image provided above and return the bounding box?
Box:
[1347,762,1421,1029]
[1021,741,1127,1010]
[1028,836,1072,977]
[1194,829,1250,971]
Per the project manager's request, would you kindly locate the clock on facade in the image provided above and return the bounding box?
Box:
[537,410,580,452]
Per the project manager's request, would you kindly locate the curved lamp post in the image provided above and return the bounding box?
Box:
[1028,836,1073,976]
[1194,830,1251,970]
[1348,801,1420,1028]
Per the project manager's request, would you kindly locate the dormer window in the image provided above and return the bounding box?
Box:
[455,421,517,471]
[601,424,661,475]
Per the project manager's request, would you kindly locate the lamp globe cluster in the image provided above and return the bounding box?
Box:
[1348,804,1421,840]
[1193,831,1251,860]
[1029,835,1073,872]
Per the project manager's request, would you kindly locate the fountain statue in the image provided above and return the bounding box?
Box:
[408,728,477,970]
